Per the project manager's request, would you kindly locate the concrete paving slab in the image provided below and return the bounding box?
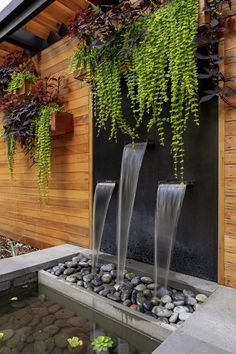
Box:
[152,332,233,354]
[0,244,80,282]
[180,286,236,353]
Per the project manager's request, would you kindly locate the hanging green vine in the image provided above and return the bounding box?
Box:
[70,0,199,179]
[6,70,36,95]
[35,104,62,198]
[6,135,15,178]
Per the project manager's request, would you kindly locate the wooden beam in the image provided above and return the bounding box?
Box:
[218,38,225,285]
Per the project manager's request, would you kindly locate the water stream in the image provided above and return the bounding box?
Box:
[116,143,147,285]
[92,182,116,274]
[154,183,186,293]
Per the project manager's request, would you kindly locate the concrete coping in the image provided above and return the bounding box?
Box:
[0,244,80,282]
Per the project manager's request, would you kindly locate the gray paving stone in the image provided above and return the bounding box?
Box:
[152,332,233,354]
[180,286,236,354]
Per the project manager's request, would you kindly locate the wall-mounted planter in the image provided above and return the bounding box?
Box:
[73,68,87,82]
[18,80,33,97]
[199,0,210,27]
[50,111,74,135]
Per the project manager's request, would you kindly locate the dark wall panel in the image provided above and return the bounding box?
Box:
[93,83,218,282]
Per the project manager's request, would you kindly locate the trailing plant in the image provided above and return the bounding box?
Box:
[1,76,65,198]
[0,51,37,96]
[70,0,199,178]
[35,103,62,197]
[7,70,36,95]
[2,97,42,175]
[197,0,235,104]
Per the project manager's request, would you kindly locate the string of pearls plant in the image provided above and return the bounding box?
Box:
[71,0,199,179]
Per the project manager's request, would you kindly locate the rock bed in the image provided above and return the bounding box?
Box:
[46,253,208,327]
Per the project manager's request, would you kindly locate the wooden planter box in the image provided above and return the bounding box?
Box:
[73,68,87,82]
[18,80,32,97]
[50,111,74,135]
[199,0,210,27]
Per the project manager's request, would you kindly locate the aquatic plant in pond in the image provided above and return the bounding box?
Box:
[67,336,83,348]
[92,336,113,352]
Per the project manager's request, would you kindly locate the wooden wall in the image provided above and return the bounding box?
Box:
[0,37,92,249]
[219,1,236,287]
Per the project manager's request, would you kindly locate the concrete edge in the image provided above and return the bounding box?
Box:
[0,243,218,295]
[0,244,80,282]
[38,270,174,343]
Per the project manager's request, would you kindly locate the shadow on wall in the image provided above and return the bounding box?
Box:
[93,79,218,282]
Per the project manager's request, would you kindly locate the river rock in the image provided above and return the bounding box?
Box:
[143,289,152,297]
[54,333,68,349]
[136,293,145,306]
[151,297,160,306]
[123,299,132,307]
[100,264,115,272]
[143,299,152,311]
[77,281,84,287]
[66,276,77,283]
[183,289,195,298]
[155,287,171,298]
[99,288,110,297]
[130,304,137,311]
[55,309,74,319]
[152,306,172,318]
[78,261,89,267]
[64,268,75,276]
[93,285,104,293]
[1,329,15,341]
[107,292,121,302]
[91,276,103,287]
[125,272,135,280]
[172,292,185,301]
[48,304,61,314]
[169,313,179,323]
[173,306,189,314]
[173,300,185,306]
[34,340,47,354]
[101,273,112,284]
[110,270,117,279]
[161,295,172,304]
[131,290,138,304]
[66,261,78,268]
[196,294,207,303]
[135,284,146,292]
[185,297,197,306]
[43,325,59,336]
[121,289,132,302]
[147,283,155,290]
[165,302,175,310]
[179,312,192,321]
[141,277,153,284]
[131,276,141,286]
[83,274,93,282]
[42,314,55,326]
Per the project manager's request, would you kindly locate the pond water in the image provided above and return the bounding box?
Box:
[0,286,159,354]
